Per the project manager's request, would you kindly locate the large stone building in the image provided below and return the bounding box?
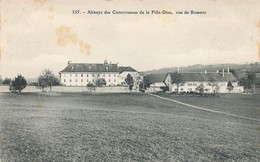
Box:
[59,60,142,88]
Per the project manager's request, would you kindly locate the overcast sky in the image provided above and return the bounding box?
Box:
[0,0,259,78]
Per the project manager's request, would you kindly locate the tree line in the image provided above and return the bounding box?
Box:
[0,69,60,93]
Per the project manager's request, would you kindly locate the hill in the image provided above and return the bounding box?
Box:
[143,62,260,78]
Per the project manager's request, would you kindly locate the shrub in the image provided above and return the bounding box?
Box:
[9,75,27,93]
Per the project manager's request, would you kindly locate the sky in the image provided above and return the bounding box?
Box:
[0,0,259,79]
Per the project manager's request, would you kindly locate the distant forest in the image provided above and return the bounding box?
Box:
[142,62,260,79]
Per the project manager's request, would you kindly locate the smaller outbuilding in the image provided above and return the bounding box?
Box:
[143,73,168,92]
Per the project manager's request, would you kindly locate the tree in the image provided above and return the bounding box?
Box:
[2,77,11,85]
[247,72,256,93]
[195,84,205,94]
[96,78,106,87]
[9,75,27,93]
[38,69,59,92]
[227,81,234,92]
[171,72,184,92]
[239,77,252,89]
[87,83,96,92]
[38,75,48,92]
[125,74,134,91]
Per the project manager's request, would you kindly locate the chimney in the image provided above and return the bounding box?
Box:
[205,70,207,74]
[177,67,180,72]
[228,68,230,74]
[222,69,225,77]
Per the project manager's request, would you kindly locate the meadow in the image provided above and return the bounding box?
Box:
[0,92,259,161]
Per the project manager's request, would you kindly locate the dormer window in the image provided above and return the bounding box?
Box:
[105,67,109,71]
[89,66,92,71]
[71,67,74,71]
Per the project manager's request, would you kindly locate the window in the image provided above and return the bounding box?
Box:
[92,74,94,77]
[187,83,192,86]
[109,74,110,77]
[75,74,77,77]
[87,74,88,77]
[92,79,94,82]
[109,79,110,82]
[81,79,83,82]
[87,79,89,82]
[114,79,116,82]
[75,79,77,82]
[70,79,72,82]
[193,83,197,86]
[64,79,66,82]
[81,74,83,77]
[188,88,192,91]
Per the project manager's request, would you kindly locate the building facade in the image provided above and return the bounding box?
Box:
[59,61,142,87]
[164,70,244,93]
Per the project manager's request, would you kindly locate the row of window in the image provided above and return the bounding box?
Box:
[177,88,210,91]
[64,79,117,83]
[186,83,226,86]
[63,74,117,77]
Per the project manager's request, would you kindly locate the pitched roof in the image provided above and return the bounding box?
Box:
[59,63,119,73]
[144,73,167,84]
[119,66,137,74]
[168,72,238,82]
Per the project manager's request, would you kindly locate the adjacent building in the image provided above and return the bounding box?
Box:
[143,73,168,92]
[164,69,244,93]
[59,60,143,88]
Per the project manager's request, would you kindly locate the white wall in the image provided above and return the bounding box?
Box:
[118,72,143,90]
[60,72,119,86]
[168,81,242,93]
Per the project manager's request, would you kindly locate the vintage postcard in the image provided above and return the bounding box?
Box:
[0,0,260,161]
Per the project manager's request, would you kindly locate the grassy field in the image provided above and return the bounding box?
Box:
[0,92,259,161]
[158,93,260,120]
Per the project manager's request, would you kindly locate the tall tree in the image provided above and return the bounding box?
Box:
[125,74,134,91]
[227,81,234,92]
[247,72,256,93]
[171,72,184,92]
[9,75,27,93]
[38,75,48,92]
[38,69,59,92]
[239,77,251,89]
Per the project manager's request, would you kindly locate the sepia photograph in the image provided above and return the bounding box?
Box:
[0,0,260,161]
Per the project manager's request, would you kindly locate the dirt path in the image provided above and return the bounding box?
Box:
[148,93,260,123]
